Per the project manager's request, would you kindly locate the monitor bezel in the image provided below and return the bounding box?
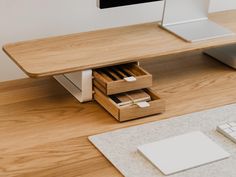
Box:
[98,0,160,9]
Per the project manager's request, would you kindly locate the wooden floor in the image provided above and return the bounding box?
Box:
[1,51,236,177]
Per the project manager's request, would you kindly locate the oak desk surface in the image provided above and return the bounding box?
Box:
[1,51,236,177]
[3,10,236,78]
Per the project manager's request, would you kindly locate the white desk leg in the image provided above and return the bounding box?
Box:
[54,70,93,103]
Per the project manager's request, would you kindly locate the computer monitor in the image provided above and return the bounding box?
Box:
[98,0,161,9]
[98,0,234,42]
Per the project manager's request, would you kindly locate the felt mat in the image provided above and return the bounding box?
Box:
[89,104,236,177]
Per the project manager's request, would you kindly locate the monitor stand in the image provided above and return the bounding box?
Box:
[161,0,234,42]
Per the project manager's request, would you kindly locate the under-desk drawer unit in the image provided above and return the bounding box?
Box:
[93,63,152,95]
[94,87,165,122]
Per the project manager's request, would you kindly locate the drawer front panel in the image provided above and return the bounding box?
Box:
[94,87,165,122]
[93,63,152,95]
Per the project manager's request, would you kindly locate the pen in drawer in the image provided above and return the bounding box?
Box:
[124,65,140,76]
[116,66,133,77]
[110,93,133,107]
[96,69,113,81]
[106,68,122,80]
[109,67,126,79]
[110,90,151,107]
[99,68,117,81]
[110,95,122,104]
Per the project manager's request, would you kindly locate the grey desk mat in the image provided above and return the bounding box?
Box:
[89,104,236,177]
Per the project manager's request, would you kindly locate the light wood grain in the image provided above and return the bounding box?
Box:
[3,10,236,77]
[1,51,236,177]
[93,63,152,95]
[94,87,165,122]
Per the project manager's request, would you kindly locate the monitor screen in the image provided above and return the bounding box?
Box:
[99,0,160,9]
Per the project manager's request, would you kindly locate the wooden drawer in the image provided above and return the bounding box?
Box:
[94,87,165,122]
[93,63,152,95]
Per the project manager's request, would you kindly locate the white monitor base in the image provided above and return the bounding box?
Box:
[162,19,234,42]
[161,0,234,42]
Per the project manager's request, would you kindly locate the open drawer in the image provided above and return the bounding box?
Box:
[94,87,165,122]
[93,63,152,95]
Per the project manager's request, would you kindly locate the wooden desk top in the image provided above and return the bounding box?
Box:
[3,10,236,78]
[1,51,236,177]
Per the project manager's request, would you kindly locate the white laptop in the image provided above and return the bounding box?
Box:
[138,131,230,175]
